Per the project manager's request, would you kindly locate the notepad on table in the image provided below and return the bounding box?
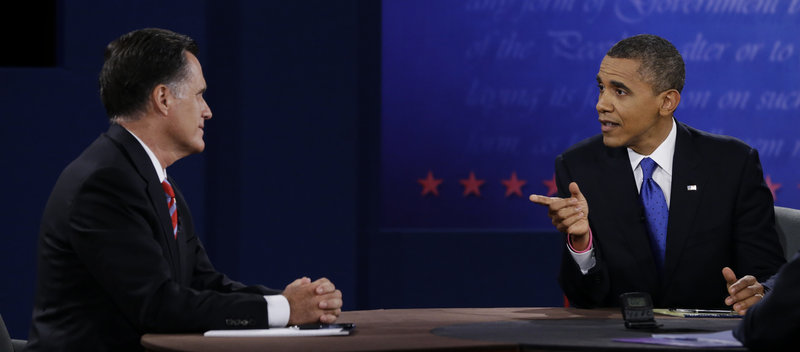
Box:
[653,308,742,318]
[205,325,352,337]
[615,330,742,347]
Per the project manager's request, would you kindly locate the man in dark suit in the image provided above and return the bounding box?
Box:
[529,34,785,309]
[733,251,800,349]
[27,28,343,351]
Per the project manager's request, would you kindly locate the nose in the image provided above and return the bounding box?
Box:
[596,91,612,114]
[202,100,212,120]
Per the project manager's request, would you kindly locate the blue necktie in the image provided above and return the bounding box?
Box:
[640,157,668,273]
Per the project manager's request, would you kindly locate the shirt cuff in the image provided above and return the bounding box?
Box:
[264,294,290,327]
[567,230,595,274]
[567,229,593,253]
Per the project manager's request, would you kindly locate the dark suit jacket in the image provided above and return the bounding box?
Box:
[556,121,785,308]
[734,251,800,350]
[27,124,281,351]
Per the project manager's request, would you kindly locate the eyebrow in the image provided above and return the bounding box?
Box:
[597,76,632,93]
[609,80,631,91]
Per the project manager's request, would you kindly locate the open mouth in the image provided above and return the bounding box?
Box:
[600,120,619,132]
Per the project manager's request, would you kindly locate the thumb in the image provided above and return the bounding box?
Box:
[569,182,585,201]
[721,267,737,285]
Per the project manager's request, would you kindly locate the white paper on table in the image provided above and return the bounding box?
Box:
[651,330,742,347]
[204,327,349,337]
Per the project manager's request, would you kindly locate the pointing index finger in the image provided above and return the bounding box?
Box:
[529,194,558,205]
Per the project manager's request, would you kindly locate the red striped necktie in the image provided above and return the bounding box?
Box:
[161,180,178,239]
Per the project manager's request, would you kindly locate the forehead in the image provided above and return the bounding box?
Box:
[183,52,206,86]
[597,56,652,90]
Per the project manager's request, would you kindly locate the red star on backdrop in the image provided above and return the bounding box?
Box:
[765,174,781,201]
[417,170,443,196]
[501,172,527,197]
[542,173,558,196]
[460,171,485,197]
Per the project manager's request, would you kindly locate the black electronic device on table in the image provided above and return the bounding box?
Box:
[619,292,661,329]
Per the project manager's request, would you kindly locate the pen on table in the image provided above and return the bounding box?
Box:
[670,309,735,314]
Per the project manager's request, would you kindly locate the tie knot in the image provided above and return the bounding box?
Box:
[640,157,658,179]
[161,180,175,198]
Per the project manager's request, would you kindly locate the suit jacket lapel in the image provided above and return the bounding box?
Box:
[664,122,705,286]
[601,146,640,217]
[599,146,656,268]
[168,176,189,285]
[105,124,182,279]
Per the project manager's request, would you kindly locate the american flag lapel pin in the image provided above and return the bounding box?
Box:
[687,185,698,191]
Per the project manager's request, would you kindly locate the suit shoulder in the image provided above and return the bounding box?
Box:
[559,134,606,160]
[681,123,756,156]
[53,134,143,195]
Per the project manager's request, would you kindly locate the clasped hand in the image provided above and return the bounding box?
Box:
[282,277,343,325]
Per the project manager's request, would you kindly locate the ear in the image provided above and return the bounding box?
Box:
[658,89,681,116]
[151,84,170,116]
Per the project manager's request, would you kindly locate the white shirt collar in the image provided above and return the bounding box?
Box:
[627,118,677,175]
[124,128,167,183]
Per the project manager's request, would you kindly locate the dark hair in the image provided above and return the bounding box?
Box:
[606,34,685,94]
[99,28,198,120]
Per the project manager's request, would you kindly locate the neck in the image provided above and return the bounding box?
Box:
[118,117,178,168]
[630,117,673,155]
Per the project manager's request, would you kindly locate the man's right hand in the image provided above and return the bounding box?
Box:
[282,277,343,325]
[529,182,590,250]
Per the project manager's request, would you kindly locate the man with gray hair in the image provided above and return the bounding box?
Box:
[27,28,343,351]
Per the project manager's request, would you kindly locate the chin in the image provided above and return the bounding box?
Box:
[601,136,623,148]
[191,141,206,154]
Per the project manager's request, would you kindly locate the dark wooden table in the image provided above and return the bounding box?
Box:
[141,307,745,351]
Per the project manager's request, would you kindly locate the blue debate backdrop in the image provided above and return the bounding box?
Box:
[381,0,800,229]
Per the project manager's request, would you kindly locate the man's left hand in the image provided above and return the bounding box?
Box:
[283,277,343,325]
[722,266,764,315]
